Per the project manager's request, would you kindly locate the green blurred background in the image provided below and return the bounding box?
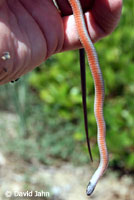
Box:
[0,0,133,189]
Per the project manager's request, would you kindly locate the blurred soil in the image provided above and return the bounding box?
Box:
[0,112,134,200]
[0,152,134,200]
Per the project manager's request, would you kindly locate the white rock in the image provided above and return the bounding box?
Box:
[0,152,6,166]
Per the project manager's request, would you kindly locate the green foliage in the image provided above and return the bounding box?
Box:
[0,0,133,171]
[29,0,134,170]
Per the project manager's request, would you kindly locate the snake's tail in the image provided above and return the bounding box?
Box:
[79,49,93,162]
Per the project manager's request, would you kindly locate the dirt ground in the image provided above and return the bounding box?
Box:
[0,152,134,200]
[0,112,134,200]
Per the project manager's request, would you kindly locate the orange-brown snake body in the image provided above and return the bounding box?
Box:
[68,0,109,195]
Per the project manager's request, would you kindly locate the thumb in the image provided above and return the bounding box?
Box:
[0,0,5,6]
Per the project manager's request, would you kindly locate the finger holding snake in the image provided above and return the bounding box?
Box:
[0,0,122,84]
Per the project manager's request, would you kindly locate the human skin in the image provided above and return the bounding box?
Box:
[0,0,122,85]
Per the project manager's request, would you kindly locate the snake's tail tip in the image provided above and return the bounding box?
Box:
[89,150,93,162]
[91,154,93,162]
[90,156,93,163]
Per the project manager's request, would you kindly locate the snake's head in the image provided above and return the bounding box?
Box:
[86,182,95,196]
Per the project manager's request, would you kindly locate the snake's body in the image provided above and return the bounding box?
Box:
[68,0,109,195]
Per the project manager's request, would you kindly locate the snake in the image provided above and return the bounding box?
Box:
[1,0,109,196]
[67,0,109,196]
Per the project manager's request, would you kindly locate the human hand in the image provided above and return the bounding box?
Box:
[0,0,122,85]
